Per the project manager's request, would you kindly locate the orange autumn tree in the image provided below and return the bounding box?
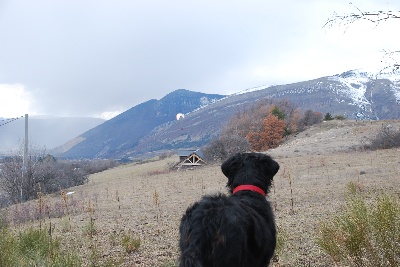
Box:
[220,99,323,152]
[222,103,271,138]
[246,113,286,151]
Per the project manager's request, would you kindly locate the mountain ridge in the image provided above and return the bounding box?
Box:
[59,89,225,158]
[106,71,400,157]
[57,69,400,159]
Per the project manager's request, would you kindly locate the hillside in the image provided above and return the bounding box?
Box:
[59,89,225,159]
[269,119,400,157]
[58,69,400,159]
[131,71,400,158]
[4,120,399,266]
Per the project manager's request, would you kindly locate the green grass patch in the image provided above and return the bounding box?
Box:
[0,226,81,267]
[317,182,400,266]
[121,233,141,254]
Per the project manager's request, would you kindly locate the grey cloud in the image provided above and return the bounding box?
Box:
[0,0,399,117]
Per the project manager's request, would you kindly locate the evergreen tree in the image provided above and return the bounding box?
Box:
[324,113,334,121]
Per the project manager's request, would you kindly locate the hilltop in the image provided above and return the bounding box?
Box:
[269,119,400,157]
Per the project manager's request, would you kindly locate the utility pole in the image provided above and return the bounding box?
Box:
[21,113,28,202]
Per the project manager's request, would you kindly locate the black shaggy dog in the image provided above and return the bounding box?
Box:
[179,152,280,267]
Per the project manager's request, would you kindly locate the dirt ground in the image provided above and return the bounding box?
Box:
[5,120,400,266]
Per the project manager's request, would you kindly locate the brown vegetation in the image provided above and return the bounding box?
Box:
[218,99,323,154]
[246,113,287,151]
[0,149,119,205]
[1,120,399,266]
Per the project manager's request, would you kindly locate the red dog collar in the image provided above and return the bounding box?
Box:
[233,185,266,197]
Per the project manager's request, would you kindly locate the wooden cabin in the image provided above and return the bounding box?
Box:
[176,149,207,168]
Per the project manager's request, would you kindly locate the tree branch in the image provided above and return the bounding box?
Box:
[324,3,400,29]
[324,4,400,75]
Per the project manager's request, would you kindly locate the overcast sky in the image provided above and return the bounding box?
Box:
[0,0,399,119]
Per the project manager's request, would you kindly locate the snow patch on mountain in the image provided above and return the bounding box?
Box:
[199,96,220,107]
[376,70,400,81]
[392,84,400,103]
[329,70,371,111]
[375,70,400,102]
[328,69,400,109]
[386,79,400,103]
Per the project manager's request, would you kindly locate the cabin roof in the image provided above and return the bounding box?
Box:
[177,149,205,159]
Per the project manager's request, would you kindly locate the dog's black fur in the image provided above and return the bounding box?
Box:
[179,152,280,267]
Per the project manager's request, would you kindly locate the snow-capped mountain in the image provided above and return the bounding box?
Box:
[329,69,400,119]
[57,69,400,159]
[131,69,400,158]
[243,69,400,120]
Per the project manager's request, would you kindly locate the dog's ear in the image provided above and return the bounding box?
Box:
[221,153,244,186]
[260,154,280,179]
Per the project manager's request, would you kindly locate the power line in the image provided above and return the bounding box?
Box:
[0,115,24,127]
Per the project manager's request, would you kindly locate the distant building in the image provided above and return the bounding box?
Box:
[176,149,207,168]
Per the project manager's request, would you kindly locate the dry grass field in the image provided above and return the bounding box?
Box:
[3,120,400,266]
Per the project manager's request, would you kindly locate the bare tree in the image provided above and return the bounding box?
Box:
[300,110,323,128]
[0,144,118,204]
[364,123,400,150]
[0,156,23,203]
[324,4,400,74]
[0,146,58,203]
[202,134,250,162]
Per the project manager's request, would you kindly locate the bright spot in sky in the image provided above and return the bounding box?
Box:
[0,84,34,118]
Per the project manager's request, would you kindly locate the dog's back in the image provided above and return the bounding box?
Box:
[179,193,276,267]
[179,152,279,267]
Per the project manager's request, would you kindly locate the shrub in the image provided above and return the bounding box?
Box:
[121,234,141,254]
[202,135,250,162]
[221,99,297,139]
[159,152,175,160]
[334,115,346,120]
[246,114,286,151]
[317,184,400,267]
[365,123,400,150]
[0,227,81,267]
[324,113,334,121]
[0,211,7,230]
[0,150,120,204]
[0,193,10,209]
[202,138,227,162]
[299,110,323,127]
[273,226,287,263]
[84,217,97,237]
[220,99,324,151]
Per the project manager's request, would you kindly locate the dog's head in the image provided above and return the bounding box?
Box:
[221,152,279,195]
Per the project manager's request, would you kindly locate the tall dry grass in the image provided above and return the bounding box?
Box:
[317,182,400,266]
